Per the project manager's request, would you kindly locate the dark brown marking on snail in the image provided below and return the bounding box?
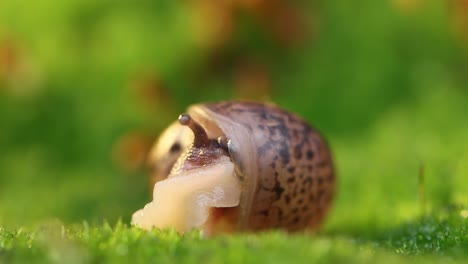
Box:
[169,143,181,153]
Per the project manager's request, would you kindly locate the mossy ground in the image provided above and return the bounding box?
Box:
[1,211,467,264]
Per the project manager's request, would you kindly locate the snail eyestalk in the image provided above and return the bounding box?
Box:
[179,113,210,147]
[217,136,230,152]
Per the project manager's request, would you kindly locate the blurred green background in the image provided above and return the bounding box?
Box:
[0,0,467,234]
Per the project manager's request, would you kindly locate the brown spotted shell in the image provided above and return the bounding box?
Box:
[149,101,335,232]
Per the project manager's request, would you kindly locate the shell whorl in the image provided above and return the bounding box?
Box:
[189,101,335,231]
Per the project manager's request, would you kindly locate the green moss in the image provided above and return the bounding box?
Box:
[1,210,467,264]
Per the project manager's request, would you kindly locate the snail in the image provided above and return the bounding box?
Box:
[132,101,335,235]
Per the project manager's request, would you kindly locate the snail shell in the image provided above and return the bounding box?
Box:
[132,101,335,235]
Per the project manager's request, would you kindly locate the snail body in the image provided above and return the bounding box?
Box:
[132,101,335,235]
